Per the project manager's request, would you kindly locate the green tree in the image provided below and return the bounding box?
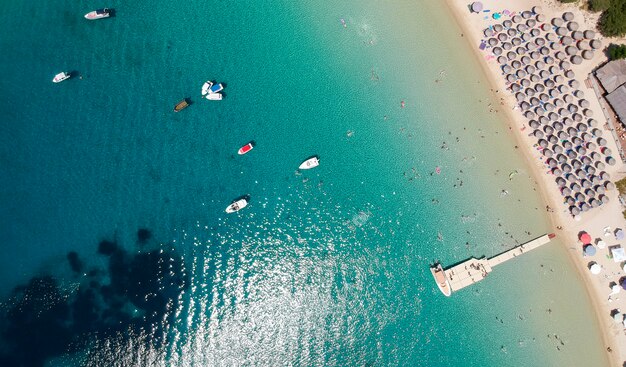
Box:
[609,44,626,59]
[598,0,626,37]
[589,0,612,11]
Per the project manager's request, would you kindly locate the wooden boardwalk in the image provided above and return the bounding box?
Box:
[437,234,554,295]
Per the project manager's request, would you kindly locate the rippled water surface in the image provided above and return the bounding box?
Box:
[0,0,609,366]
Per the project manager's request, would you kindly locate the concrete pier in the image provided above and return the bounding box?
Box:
[436,234,554,295]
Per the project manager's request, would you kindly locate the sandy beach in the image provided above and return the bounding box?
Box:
[443,0,626,365]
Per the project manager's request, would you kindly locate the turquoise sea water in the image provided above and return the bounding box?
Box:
[0,0,609,366]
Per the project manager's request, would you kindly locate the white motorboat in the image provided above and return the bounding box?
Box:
[201,81,211,96]
[206,93,223,101]
[52,72,70,83]
[225,198,248,213]
[84,8,111,20]
[299,156,319,170]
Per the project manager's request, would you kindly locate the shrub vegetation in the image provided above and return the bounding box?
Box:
[598,0,626,37]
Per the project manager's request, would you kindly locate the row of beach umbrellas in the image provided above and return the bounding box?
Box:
[481,9,615,216]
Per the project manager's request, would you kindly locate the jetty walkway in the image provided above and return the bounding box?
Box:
[436,233,555,295]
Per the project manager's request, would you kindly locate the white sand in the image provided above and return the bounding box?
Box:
[443,0,626,365]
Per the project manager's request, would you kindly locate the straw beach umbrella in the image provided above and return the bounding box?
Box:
[582,50,594,60]
[508,28,517,37]
[568,21,579,31]
[484,28,494,37]
[548,134,558,144]
[578,40,591,50]
[556,27,567,36]
[570,80,580,88]
[553,18,564,27]
[607,156,617,166]
[498,56,507,64]
[562,36,573,46]
[503,42,513,50]
[590,39,602,50]
[471,2,483,13]
[563,12,574,21]
[584,30,596,39]
[572,31,584,40]
[546,32,557,42]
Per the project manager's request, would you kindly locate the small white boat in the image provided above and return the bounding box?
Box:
[201,81,212,96]
[430,263,452,297]
[225,198,248,213]
[84,8,111,20]
[299,156,319,170]
[206,93,223,101]
[52,72,70,83]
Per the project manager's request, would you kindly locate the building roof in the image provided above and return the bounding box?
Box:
[606,84,626,123]
[596,59,626,93]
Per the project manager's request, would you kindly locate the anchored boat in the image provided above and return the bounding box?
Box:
[299,156,319,170]
[430,263,452,297]
[225,198,248,213]
[174,98,190,112]
[84,8,112,20]
[238,142,254,155]
[52,72,70,83]
[201,80,224,100]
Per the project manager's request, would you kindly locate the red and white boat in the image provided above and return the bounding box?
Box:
[299,156,319,170]
[52,72,70,83]
[84,8,111,20]
[238,142,254,155]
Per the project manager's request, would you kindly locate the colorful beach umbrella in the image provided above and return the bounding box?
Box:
[589,262,601,274]
[584,244,597,256]
[580,232,592,244]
